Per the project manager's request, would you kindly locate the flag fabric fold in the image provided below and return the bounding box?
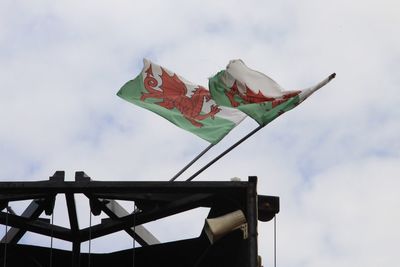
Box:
[209,59,335,126]
[117,59,246,144]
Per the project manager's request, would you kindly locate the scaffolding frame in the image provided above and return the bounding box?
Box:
[0,171,279,267]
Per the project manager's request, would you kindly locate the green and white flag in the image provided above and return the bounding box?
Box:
[117,59,246,144]
[209,59,335,126]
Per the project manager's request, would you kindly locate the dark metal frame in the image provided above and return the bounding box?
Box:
[0,171,279,267]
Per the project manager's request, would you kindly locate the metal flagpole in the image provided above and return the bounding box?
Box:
[186,124,264,181]
[169,143,214,181]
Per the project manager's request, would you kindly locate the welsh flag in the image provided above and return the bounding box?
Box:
[117,59,246,144]
[209,59,336,126]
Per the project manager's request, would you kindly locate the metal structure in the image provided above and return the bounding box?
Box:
[0,171,279,267]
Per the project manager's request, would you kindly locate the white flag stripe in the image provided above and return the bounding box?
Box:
[225,59,286,97]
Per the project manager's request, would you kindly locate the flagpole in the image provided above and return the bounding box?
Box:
[169,143,214,181]
[186,124,264,181]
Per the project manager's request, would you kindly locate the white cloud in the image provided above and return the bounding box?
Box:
[0,0,399,265]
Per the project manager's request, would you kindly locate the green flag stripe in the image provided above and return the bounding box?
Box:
[209,71,235,107]
[237,96,300,125]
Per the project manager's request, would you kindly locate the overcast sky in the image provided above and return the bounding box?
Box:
[1,0,399,266]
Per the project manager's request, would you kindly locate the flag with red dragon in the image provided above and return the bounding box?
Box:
[117,59,246,144]
[209,59,336,126]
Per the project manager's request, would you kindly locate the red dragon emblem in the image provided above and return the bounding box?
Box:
[226,81,301,108]
[140,65,221,128]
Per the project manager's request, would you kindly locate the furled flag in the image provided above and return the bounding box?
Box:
[209,59,335,126]
[117,59,246,144]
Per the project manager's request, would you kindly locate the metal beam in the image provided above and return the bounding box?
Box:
[84,196,156,246]
[65,193,79,233]
[90,192,186,202]
[0,180,248,195]
[101,198,160,245]
[247,176,258,267]
[0,193,50,202]
[0,211,72,241]
[78,193,213,242]
[72,241,81,267]
[77,172,161,246]
[0,200,45,244]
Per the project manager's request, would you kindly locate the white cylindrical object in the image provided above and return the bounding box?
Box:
[204,210,246,243]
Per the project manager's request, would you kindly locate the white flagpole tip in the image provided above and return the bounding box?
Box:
[299,72,336,102]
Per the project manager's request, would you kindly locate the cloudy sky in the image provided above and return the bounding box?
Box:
[1,0,399,266]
